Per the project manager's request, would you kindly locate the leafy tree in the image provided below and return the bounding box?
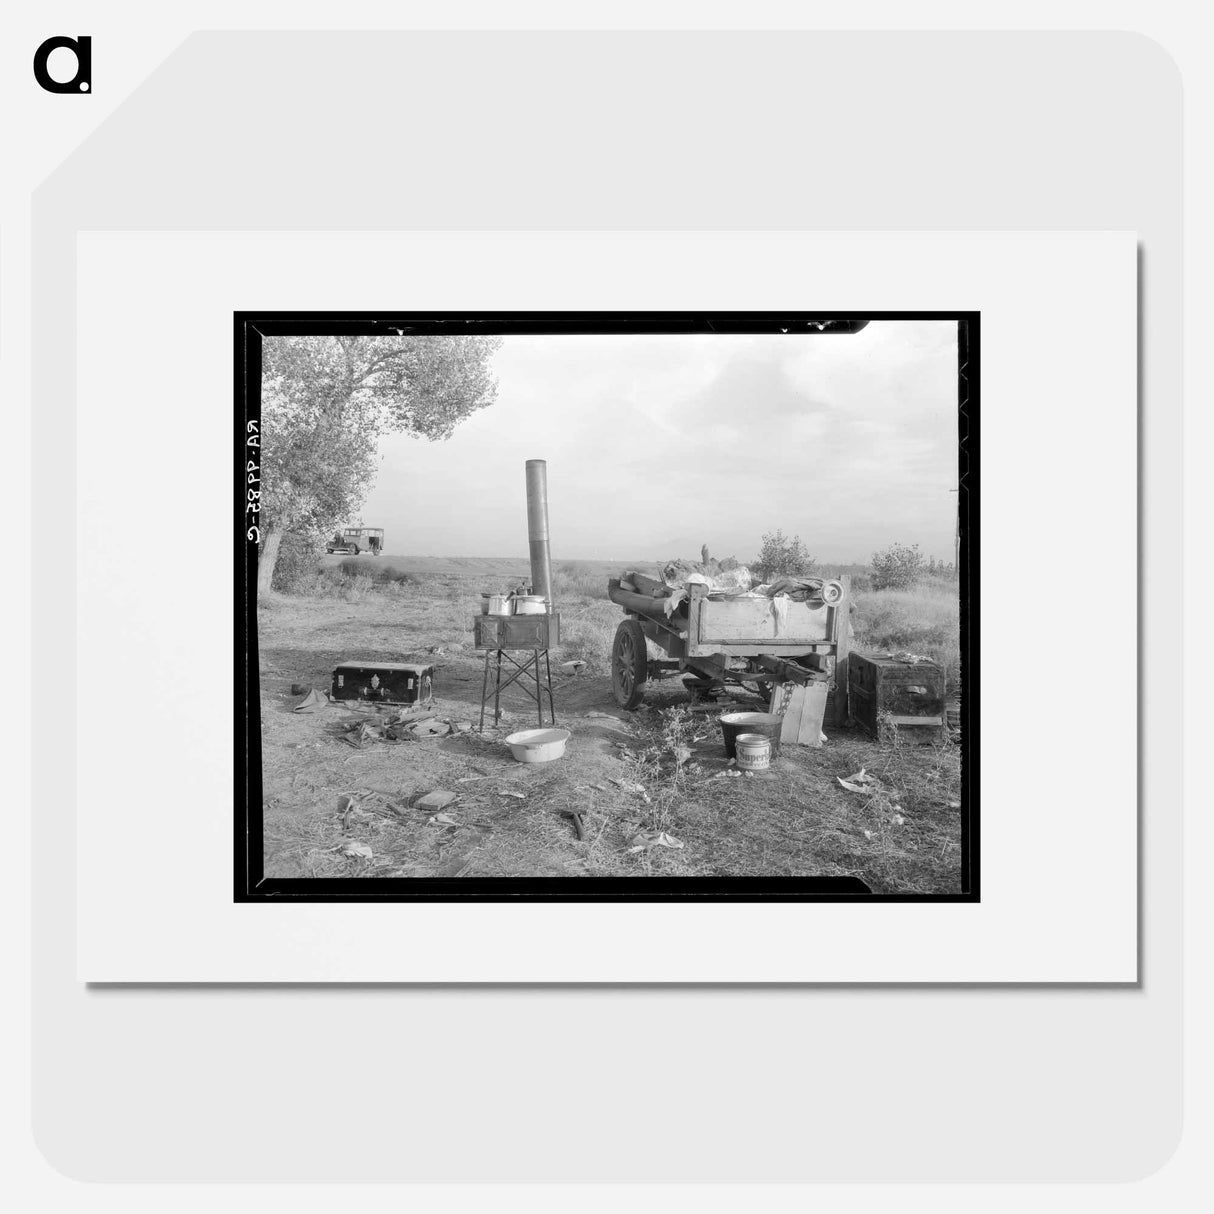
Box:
[871,541,925,590]
[257,334,502,593]
[753,529,816,582]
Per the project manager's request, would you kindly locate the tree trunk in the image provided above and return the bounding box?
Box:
[257,528,283,596]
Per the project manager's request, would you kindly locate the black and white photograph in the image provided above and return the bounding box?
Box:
[239,313,976,900]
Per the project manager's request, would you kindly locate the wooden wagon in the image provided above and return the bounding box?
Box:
[606,572,851,728]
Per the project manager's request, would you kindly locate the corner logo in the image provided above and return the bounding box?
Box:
[33,36,91,93]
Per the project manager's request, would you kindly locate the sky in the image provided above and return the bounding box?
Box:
[355,321,959,564]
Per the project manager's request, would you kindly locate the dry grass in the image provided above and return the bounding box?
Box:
[850,582,961,690]
[257,558,964,891]
[600,701,963,890]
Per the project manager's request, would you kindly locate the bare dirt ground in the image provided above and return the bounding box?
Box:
[258,560,964,892]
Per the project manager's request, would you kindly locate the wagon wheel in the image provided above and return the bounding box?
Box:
[351,544,360,555]
[611,620,648,709]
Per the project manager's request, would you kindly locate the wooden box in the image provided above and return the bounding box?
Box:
[770,677,830,747]
[473,612,560,651]
[331,661,433,705]
[848,651,945,740]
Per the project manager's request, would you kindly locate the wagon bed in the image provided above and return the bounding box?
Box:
[606,573,851,725]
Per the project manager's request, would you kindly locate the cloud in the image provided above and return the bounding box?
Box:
[357,323,960,561]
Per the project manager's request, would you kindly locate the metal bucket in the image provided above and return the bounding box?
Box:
[720,711,783,759]
[735,733,772,771]
[513,594,547,615]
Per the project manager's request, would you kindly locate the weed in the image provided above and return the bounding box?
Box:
[625,705,713,834]
[850,584,960,689]
[876,707,901,749]
[549,562,611,600]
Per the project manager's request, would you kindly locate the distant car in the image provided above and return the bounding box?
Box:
[326,527,384,555]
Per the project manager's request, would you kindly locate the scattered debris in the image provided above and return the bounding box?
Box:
[948,800,961,809]
[427,812,462,828]
[609,778,651,802]
[559,808,587,840]
[891,813,906,826]
[407,719,452,739]
[415,790,458,812]
[585,711,621,720]
[336,790,407,820]
[336,794,375,830]
[341,720,380,748]
[560,660,586,676]
[500,790,526,801]
[293,688,331,713]
[837,768,878,794]
[627,830,685,854]
[340,840,373,860]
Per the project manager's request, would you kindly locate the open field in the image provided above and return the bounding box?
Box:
[257,558,964,892]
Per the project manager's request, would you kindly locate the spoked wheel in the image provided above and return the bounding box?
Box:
[611,619,648,710]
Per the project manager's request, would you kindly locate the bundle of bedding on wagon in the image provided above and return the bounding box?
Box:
[610,557,845,624]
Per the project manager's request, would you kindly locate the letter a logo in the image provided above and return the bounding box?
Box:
[33,36,92,93]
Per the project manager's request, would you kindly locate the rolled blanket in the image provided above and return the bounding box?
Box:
[762,576,825,602]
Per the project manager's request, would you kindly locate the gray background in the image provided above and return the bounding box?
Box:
[33,31,1180,1180]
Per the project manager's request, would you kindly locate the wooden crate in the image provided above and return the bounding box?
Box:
[770,677,830,747]
[848,651,945,741]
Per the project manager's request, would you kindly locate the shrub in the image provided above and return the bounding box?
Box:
[871,542,925,591]
[331,557,418,588]
[550,562,610,600]
[555,599,621,674]
[753,529,816,582]
[924,555,958,582]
